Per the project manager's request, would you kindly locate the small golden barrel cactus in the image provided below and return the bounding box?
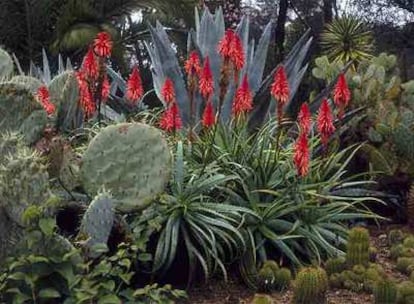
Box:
[373,279,397,304]
[293,267,328,304]
[251,294,273,304]
[346,227,370,267]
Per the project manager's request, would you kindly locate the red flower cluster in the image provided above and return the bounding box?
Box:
[293,133,310,177]
[317,99,336,146]
[94,32,112,57]
[298,102,311,135]
[232,75,253,116]
[333,73,351,119]
[83,48,99,79]
[199,57,214,100]
[126,66,144,103]
[76,71,95,118]
[185,51,202,77]
[218,29,245,71]
[271,66,290,105]
[36,86,55,115]
[202,101,215,128]
[159,78,182,132]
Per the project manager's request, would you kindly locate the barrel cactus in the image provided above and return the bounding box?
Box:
[0,146,51,226]
[252,294,273,304]
[293,267,328,304]
[325,256,346,275]
[79,190,115,256]
[274,268,292,291]
[0,83,47,144]
[346,227,370,267]
[257,266,275,292]
[374,279,397,304]
[81,123,172,212]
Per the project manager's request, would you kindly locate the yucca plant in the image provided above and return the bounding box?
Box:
[321,16,373,66]
[131,141,255,285]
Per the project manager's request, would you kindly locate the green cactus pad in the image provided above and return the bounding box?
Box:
[0,83,47,144]
[0,146,50,226]
[79,191,115,256]
[81,123,172,212]
[9,75,43,93]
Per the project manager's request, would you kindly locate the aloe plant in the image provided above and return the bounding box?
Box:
[146,6,312,131]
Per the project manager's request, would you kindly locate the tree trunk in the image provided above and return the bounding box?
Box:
[323,0,334,24]
[275,0,288,62]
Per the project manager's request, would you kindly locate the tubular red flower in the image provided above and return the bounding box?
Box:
[271,65,290,105]
[102,75,110,102]
[199,56,214,100]
[298,102,312,135]
[185,51,202,77]
[159,103,182,132]
[317,99,336,146]
[37,86,55,115]
[94,32,112,57]
[161,78,175,104]
[82,48,99,79]
[229,33,245,71]
[218,29,235,59]
[218,29,245,71]
[293,133,310,177]
[232,74,253,116]
[202,101,215,128]
[333,73,351,119]
[76,71,95,118]
[126,66,144,103]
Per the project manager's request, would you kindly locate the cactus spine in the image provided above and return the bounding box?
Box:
[81,123,172,213]
[0,146,50,226]
[346,227,370,267]
[374,279,397,304]
[293,267,328,304]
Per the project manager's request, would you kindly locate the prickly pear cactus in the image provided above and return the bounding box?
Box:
[9,75,43,93]
[0,132,25,164]
[0,146,50,226]
[293,267,328,304]
[346,227,370,267]
[0,83,47,144]
[79,190,115,256]
[0,47,13,79]
[81,123,172,212]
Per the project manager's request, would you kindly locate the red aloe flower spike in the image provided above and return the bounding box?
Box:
[199,56,214,100]
[94,32,112,57]
[202,101,215,128]
[159,103,182,132]
[185,51,202,77]
[37,86,55,115]
[317,99,336,146]
[76,71,95,118]
[126,66,144,103]
[161,78,175,104]
[293,132,310,177]
[333,73,351,119]
[271,65,290,105]
[271,65,290,122]
[298,102,312,135]
[218,29,235,59]
[83,48,99,79]
[229,32,245,72]
[102,75,110,102]
[232,74,253,116]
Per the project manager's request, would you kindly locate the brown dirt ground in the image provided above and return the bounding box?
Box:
[186,225,412,304]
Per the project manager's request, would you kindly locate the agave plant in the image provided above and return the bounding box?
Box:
[145,6,312,133]
[321,16,374,66]
[131,141,254,285]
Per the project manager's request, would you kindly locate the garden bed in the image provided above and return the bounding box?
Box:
[188,225,411,304]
